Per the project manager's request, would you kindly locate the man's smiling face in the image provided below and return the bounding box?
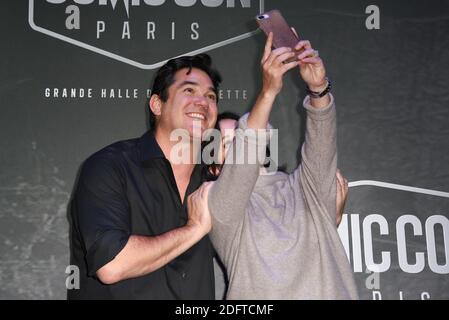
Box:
[155,67,218,138]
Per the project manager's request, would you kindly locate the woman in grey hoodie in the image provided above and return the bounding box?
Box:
[188,32,358,299]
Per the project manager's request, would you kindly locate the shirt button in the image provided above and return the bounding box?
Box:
[181,272,186,279]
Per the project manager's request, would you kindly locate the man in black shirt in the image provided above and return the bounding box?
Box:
[68,54,221,299]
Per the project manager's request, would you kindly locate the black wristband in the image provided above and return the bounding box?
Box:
[306,77,332,98]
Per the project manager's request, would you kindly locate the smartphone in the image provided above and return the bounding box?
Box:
[256,10,303,62]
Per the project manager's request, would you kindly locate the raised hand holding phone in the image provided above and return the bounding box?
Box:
[256,10,330,107]
[259,32,300,98]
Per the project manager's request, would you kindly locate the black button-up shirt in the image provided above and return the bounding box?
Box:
[68,131,215,299]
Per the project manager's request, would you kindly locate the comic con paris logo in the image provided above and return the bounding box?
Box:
[29,0,265,69]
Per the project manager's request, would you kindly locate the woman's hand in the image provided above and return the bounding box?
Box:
[336,169,349,227]
[260,32,300,98]
[292,28,327,92]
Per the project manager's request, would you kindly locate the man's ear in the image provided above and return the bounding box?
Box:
[149,94,162,116]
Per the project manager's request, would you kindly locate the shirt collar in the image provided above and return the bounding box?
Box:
[138,130,165,165]
[138,131,208,177]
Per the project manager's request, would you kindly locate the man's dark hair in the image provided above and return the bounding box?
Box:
[149,53,222,130]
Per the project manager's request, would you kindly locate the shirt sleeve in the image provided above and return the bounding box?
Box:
[208,113,272,257]
[293,93,338,225]
[73,155,131,277]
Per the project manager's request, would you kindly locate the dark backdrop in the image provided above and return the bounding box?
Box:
[1,0,448,299]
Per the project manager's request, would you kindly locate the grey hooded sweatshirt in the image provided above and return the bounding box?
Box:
[208,94,359,299]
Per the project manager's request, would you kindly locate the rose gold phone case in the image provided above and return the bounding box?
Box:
[256,9,299,50]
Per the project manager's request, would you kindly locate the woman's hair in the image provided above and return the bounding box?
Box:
[204,112,276,181]
[204,111,240,181]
